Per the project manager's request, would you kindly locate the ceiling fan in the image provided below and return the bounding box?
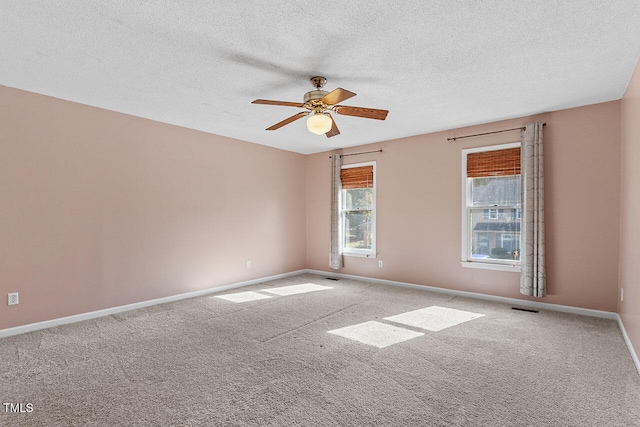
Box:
[252,76,389,138]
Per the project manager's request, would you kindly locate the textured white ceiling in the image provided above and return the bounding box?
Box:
[2,1,640,154]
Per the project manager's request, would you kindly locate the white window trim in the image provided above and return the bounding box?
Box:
[461,142,521,272]
[460,260,521,272]
[340,161,376,258]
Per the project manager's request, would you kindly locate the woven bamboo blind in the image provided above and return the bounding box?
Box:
[341,165,374,189]
[467,147,520,178]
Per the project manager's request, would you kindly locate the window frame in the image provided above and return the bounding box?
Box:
[340,161,376,258]
[461,142,521,272]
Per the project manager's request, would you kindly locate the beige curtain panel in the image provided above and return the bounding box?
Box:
[329,154,343,270]
[520,122,546,297]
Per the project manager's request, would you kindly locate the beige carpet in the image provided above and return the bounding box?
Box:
[1,274,639,426]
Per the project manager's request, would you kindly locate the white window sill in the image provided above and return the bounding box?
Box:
[460,261,521,272]
[343,252,376,259]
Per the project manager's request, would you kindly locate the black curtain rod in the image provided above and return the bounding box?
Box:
[329,149,383,158]
[447,123,546,142]
[447,127,523,141]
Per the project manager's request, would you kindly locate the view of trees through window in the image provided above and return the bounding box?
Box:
[343,188,373,250]
[469,175,521,261]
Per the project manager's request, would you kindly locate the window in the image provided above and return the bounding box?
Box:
[462,143,521,270]
[483,208,504,219]
[340,162,376,257]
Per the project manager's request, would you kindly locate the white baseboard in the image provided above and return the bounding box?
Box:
[0,270,307,339]
[308,269,617,319]
[616,314,640,376]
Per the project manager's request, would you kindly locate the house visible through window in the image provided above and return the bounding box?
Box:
[462,143,521,268]
[340,162,376,257]
[483,208,503,219]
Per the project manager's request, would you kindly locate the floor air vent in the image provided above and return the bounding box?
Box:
[512,307,539,313]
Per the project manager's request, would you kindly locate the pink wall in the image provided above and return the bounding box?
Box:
[0,86,307,330]
[307,102,621,312]
[0,83,627,331]
[620,59,640,355]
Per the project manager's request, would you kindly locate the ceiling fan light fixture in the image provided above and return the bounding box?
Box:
[306,112,332,135]
[252,77,388,138]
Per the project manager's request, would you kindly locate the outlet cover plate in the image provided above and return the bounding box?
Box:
[8,292,19,305]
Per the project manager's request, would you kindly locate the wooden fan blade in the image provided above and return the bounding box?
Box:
[266,111,307,130]
[334,105,388,120]
[252,99,305,108]
[325,115,340,138]
[321,88,356,106]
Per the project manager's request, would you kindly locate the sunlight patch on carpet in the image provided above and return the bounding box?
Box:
[261,283,333,296]
[213,291,273,303]
[327,321,424,348]
[384,306,484,332]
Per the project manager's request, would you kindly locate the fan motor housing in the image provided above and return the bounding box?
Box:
[303,90,328,104]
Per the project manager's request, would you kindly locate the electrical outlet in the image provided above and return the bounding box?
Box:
[8,292,19,306]
[246,260,251,269]
[621,288,624,302]
[378,260,383,268]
